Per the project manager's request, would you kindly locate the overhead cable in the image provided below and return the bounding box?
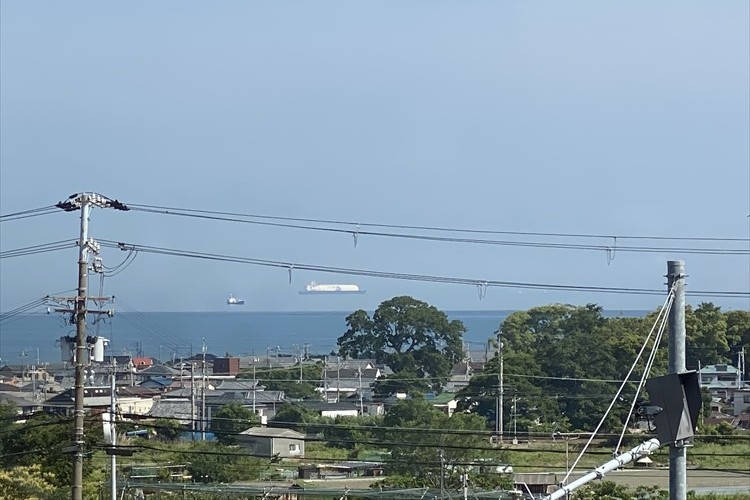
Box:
[0,205,60,222]
[0,240,78,259]
[127,203,748,243]
[99,239,750,298]
[126,206,749,256]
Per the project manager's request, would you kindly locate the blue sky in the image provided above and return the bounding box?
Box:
[1,1,748,313]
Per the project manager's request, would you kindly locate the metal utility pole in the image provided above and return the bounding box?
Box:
[667,260,687,500]
[56,192,128,500]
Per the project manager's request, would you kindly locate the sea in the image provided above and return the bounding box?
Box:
[0,310,646,366]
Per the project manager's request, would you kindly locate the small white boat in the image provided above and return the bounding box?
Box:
[227,294,245,305]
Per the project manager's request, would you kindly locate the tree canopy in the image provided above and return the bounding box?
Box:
[337,296,465,394]
[457,302,750,433]
[211,402,259,445]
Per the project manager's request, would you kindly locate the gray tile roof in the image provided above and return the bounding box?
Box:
[240,426,304,439]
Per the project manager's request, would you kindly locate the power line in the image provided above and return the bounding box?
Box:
[127,203,749,243]
[126,205,749,256]
[99,239,750,298]
[0,205,60,222]
[0,240,78,259]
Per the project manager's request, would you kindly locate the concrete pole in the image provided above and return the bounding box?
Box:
[201,338,207,441]
[190,363,196,441]
[72,199,91,500]
[667,260,687,500]
[499,341,504,443]
[110,362,117,500]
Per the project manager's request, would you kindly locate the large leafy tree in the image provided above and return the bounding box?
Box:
[337,296,465,394]
[270,403,320,433]
[685,302,730,368]
[211,402,259,445]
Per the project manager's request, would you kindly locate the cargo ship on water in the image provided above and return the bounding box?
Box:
[299,282,365,295]
[226,294,245,305]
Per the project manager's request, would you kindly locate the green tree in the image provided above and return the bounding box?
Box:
[0,464,57,500]
[181,442,264,483]
[337,296,465,394]
[211,402,259,445]
[270,403,320,433]
[725,309,750,376]
[576,480,635,499]
[154,418,183,441]
[377,398,506,489]
[686,302,730,368]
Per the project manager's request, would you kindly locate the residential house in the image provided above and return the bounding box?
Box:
[237,427,305,458]
[293,401,360,418]
[319,367,381,403]
[733,388,750,417]
[44,386,113,415]
[699,364,742,401]
[445,361,486,392]
[148,398,194,425]
[428,392,458,416]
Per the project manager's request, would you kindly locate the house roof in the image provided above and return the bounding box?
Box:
[294,401,359,413]
[214,380,261,391]
[240,426,305,439]
[428,392,457,405]
[45,387,112,407]
[140,376,173,387]
[208,391,285,406]
[701,364,739,375]
[138,364,181,376]
[118,386,161,397]
[147,399,193,424]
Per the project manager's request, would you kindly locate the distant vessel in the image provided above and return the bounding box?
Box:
[227,294,245,305]
[299,282,365,295]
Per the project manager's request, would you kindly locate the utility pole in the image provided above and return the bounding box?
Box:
[336,356,341,403]
[56,192,128,500]
[512,395,519,444]
[667,260,687,500]
[439,449,445,500]
[190,362,196,442]
[109,358,117,500]
[499,340,504,443]
[201,338,207,441]
[358,366,364,415]
[252,359,257,414]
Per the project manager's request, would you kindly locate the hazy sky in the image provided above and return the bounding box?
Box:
[1,1,748,313]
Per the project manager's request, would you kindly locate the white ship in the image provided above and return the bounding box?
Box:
[227,294,245,305]
[299,282,365,295]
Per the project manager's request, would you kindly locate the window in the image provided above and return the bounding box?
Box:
[289,443,300,452]
[743,394,750,404]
